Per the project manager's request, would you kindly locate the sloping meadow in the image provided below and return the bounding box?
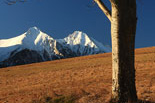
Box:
[0,47,154,103]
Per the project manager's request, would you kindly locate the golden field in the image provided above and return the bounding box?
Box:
[0,47,155,103]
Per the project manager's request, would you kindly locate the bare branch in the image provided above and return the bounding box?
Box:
[5,0,26,5]
[94,0,111,22]
[5,0,16,5]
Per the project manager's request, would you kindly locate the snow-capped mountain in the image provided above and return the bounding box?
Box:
[57,31,110,56]
[0,27,111,68]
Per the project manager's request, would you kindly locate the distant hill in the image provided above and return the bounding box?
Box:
[0,27,111,68]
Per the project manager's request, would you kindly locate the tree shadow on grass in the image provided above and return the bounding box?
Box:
[138,100,155,103]
[109,99,155,103]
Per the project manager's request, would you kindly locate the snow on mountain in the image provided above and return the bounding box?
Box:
[60,31,111,55]
[21,27,56,58]
[63,31,98,55]
[64,31,96,47]
[0,35,24,62]
[90,37,111,52]
[0,27,111,68]
[0,27,56,62]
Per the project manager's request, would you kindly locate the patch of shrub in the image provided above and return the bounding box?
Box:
[32,95,76,103]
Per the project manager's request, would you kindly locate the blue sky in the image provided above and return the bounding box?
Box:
[0,0,154,48]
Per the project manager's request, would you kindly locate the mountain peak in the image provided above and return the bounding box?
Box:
[0,28,111,67]
[26,26,40,35]
[67,31,89,41]
[64,31,96,48]
[72,31,86,36]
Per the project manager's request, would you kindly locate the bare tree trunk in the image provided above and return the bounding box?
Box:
[111,0,137,102]
[95,0,138,102]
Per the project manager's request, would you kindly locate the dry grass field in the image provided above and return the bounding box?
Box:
[0,47,155,103]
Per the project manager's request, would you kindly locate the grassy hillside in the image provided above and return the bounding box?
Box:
[0,47,155,103]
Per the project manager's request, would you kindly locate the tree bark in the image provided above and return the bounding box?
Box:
[111,0,137,102]
[95,0,138,102]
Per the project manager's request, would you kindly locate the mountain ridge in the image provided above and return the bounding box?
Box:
[0,27,111,68]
